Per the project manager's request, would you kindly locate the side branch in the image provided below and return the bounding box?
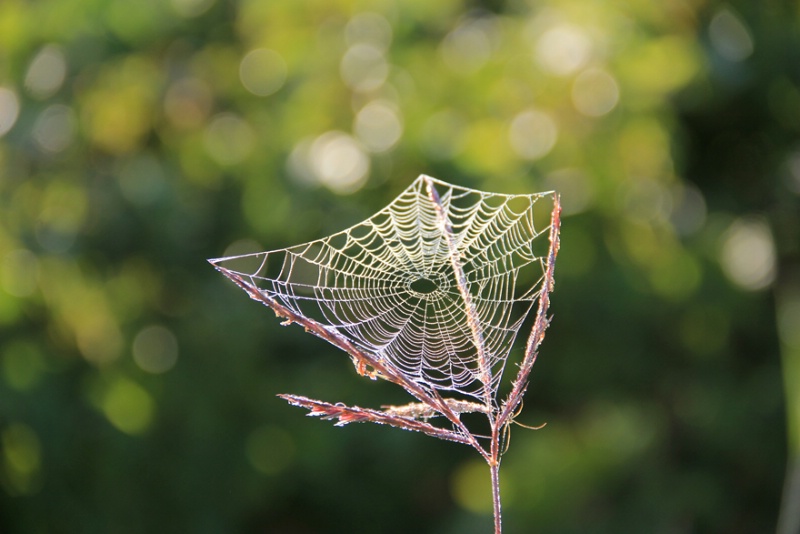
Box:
[423,176,494,408]
[210,262,490,460]
[497,193,561,430]
[279,395,474,446]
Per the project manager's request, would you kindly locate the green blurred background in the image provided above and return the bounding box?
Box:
[1,0,799,532]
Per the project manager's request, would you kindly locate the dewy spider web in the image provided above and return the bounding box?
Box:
[210,175,555,403]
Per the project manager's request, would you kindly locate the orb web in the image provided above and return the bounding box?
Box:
[210,175,556,402]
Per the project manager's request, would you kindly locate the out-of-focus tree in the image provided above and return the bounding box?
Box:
[0,0,795,532]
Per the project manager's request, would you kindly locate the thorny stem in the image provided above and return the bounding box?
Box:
[491,460,502,534]
[424,183,560,534]
[497,193,561,431]
[489,193,560,533]
[490,420,503,534]
[424,176,494,409]
[210,261,491,460]
[278,394,476,446]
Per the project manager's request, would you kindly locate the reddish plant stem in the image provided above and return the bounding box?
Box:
[210,262,491,461]
[424,175,494,408]
[489,194,560,533]
[279,394,476,446]
[497,194,561,430]
[490,420,503,534]
[491,460,502,534]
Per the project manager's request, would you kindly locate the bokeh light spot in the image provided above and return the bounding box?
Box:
[33,104,76,153]
[0,87,20,137]
[116,152,167,207]
[245,425,296,475]
[81,57,159,154]
[451,460,492,514]
[709,8,753,62]
[2,249,39,298]
[1,423,41,496]
[288,132,371,194]
[35,180,87,254]
[535,24,591,76]
[622,36,699,95]
[164,77,213,130]
[509,109,558,160]
[670,184,707,236]
[571,68,619,117]
[204,113,255,166]
[451,459,513,514]
[101,378,155,435]
[24,45,67,99]
[239,48,287,97]
[75,316,124,365]
[287,138,316,187]
[354,99,403,152]
[719,217,776,291]
[543,168,593,215]
[440,17,495,74]
[132,325,179,374]
[620,179,671,224]
[309,131,370,194]
[346,12,392,51]
[340,44,389,92]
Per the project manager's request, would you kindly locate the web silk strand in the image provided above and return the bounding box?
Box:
[210,176,556,402]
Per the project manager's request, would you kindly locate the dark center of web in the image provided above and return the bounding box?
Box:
[410,277,438,294]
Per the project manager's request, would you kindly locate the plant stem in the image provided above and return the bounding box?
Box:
[489,419,503,534]
[491,459,502,534]
[424,175,494,407]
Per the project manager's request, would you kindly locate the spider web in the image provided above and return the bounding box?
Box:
[210,175,555,403]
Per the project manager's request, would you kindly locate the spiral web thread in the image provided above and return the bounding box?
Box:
[211,176,555,404]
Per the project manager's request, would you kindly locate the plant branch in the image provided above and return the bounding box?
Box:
[279,394,476,446]
[497,193,561,431]
[210,262,490,460]
[490,459,502,534]
[424,175,494,408]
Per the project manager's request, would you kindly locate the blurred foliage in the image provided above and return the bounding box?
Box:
[0,0,798,532]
